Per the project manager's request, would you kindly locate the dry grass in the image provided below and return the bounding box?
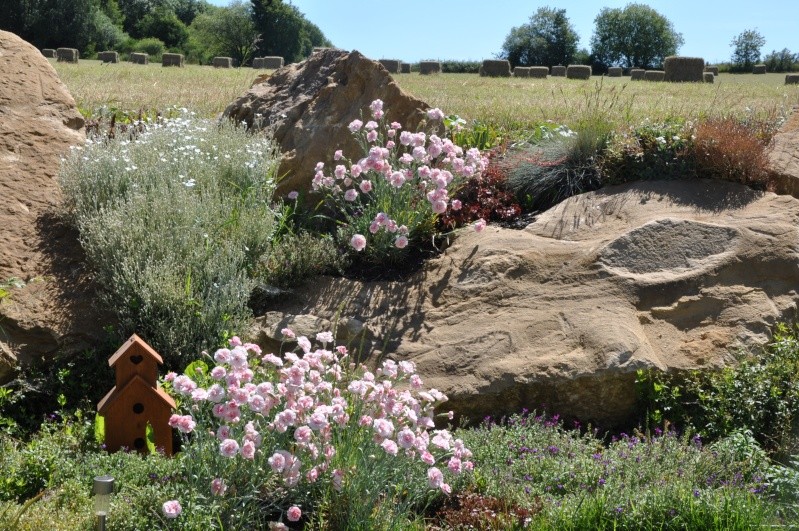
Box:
[54,60,799,129]
[54,59,263,117]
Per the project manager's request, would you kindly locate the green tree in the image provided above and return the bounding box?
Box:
[190,1,259,65]
[590,3,683,69]
[137,4,188,48]
[250,0,330,63]
[500,7,578,68]
[0,0,97,51]
[763,48,798,73]
[730,29,766,72]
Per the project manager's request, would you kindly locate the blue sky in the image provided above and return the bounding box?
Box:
[207,1,798,65]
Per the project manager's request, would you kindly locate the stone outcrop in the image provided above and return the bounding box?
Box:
[222,49,431,197]
[767,108,799,196]
[0,31,105,380]
[251,179,799,427]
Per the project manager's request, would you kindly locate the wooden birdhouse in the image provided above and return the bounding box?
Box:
[97,334,176,455]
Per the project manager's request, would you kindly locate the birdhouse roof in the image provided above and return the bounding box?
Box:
[108,334,163,367]
[97,374,177,414]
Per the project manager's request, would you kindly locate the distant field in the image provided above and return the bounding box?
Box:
[54,59,799,129]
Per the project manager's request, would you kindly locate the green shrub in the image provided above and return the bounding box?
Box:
[132,37,166,60]
[600,119,695,184]
[59,115,279,367]
[254,231,345,290]
[637,323,799,459]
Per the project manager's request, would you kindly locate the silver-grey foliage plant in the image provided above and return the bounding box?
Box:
[60,113,279,366]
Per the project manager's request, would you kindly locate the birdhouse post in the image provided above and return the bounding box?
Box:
[97,334,176,455]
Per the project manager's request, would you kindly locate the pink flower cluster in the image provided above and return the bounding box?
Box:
[167,331,473,519]
[313,100,489,252]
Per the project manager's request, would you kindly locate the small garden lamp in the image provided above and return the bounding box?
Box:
[93,475,114,531]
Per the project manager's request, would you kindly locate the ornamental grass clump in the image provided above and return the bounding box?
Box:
[166,331,473,528]
[313,99,488,268]
[59,114,279,366]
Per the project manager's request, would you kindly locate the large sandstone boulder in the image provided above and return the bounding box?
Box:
[251,179,799,427]
[0,31,105,380]
[767,107,799,196]
[222,49,431,197]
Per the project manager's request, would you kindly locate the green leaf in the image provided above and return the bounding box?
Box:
[146,422,156,454]
[184,359,208,378]
[94,414,105,445]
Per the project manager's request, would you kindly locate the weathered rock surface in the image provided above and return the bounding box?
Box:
[768,107,799,196]
[253,180,799,427]
[0,31,105,380]
[222,49,431,197]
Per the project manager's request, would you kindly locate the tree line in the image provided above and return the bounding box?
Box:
[0,0,331,66]
[500,3,798,73]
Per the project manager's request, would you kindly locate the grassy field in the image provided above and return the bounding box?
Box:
[54,59,799,130]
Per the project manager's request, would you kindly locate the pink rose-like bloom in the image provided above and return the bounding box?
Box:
[370,99,383,113]
[427,108,445,121]
[427,467,444,488]
[350,164,362,177]
[316,331,334,344]
[241,439,256,460]
[399,131,413,146]
[211,478,227,496]
[381,438,399,456]
[451,199,462,211]
[369,221,380,234]
[334,149,344,161]
[348,119,363,132]
[397,428,416,449]
[366,130,378,143]
[164,371,177,382]
[359,180,372,193]
[268,451,287,472]
[386,140,396,150]
[474,218,487,232]
[210,366,226,380]
[281,327,295,339]
[432,200,448,214]
[294,425,313,444]
[373,418,395,438]
[395,235,408,249]
[162,500,182,519]
[219,438,239,458]
[448,456,463,473]
[350,234,367,252]
[287,505,302,522]
[344,188,358,202]
[390,171,405,188]
[297,336,312,353]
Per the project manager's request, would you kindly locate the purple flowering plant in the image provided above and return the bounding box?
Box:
[163,330,472,526]
[312,99,489,265]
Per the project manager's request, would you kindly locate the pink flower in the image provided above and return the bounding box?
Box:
[334,165,346,179]
[359,180,372,193]
[287,505,302,522]
[162,500,182,519]
[281,327,295,339]
[211,478,227,496]
[421,451,435,465]
[332,469,344,491]
[294,425,313,444]
[427,108,445,121]
[164,372,176,382]
[344,188,358,202]
[334,149,344,160]
[350,234,367,252]
[390,171,405,188]
[350,164,362,177]
[397,428,416,449]
[451,199,462,211]
[370,99,383,115]
[297,336,311,353]
[427,467,444,488]
[219,438,239,457]
[399,131,413,146]
[395,235,408,249]
[448,456,463,473]
[373,418,395,438]
[316,331,334,344]
[474,218,486,232]
[381,438,399,455]
[241,439,256,460]
[366,130,378,142]
[348,119,363,132]
[432,200,447,214]
[268,451,287,472]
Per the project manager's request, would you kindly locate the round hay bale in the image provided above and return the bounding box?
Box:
[419,61,441,75]
[566,64,591,80]
[513,67,530,78]
[530,66,548,78]
[401,63,411,74]
[630,69,645,80]
[551,65,566,77]
[704,66,719,76]
[753,64,766,74]
[130,52,149,65]
[378,59,401,74]
[703,72,714,83]
[663,56,705,82]
[786,74,799,85]
[607,66,623,77]
[480,59,511,77]
[212,56,233,68]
